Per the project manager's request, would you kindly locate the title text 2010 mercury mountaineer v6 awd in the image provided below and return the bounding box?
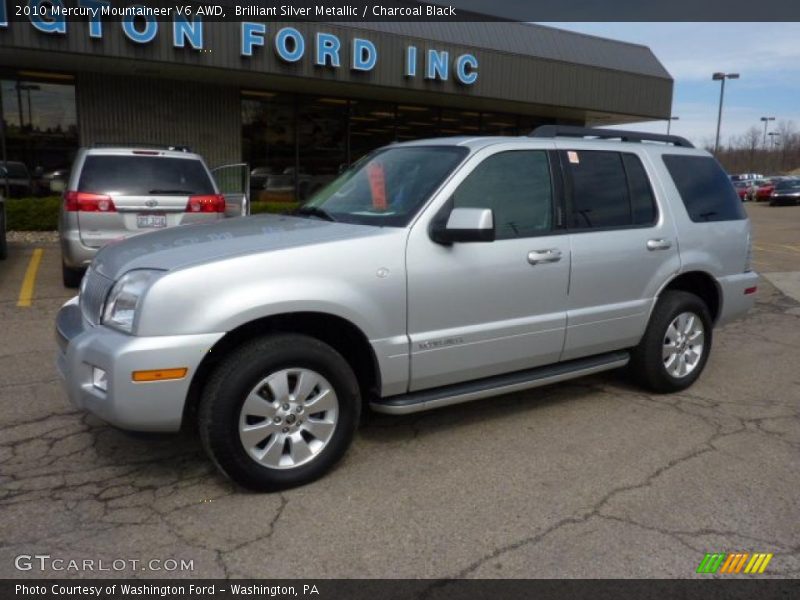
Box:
[56,127,758,490]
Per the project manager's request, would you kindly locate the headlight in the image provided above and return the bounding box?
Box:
[102,269,161,333]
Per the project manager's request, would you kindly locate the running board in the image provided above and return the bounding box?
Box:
[370,351,630,415]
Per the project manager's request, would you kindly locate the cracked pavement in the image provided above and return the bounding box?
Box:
[0,204,798,579]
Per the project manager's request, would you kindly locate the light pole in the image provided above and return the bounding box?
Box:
[712,72,739,155]
[768,131,780,150]
[666,116,680,135]
[760,116,775,147]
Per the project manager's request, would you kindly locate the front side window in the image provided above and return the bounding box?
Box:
[303,146,467,227]
[451,150,553,239]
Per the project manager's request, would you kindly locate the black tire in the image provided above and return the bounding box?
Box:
[0,204,7,260]
[62,261,84,288]
[198,334,361,491]
[629,290,713,393]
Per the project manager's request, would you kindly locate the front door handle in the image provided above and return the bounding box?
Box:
[528,249,562,265]
[646,238,672,251]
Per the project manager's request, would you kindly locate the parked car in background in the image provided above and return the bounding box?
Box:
[249,166,277,200]
[56,126,758,491]
[770,178,800,206]
[749,178,775,202]
[733,180,752,201]
[40,167,71,195]
[59,145,248,287]
[0,161,33,198]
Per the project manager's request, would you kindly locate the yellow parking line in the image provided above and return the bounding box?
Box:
[17,248,44,308]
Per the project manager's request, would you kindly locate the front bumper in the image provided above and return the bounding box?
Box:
[56,298,224,432]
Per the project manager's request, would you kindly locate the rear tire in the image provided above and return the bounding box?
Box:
[198,334,361,491]
[630,291,712,393]
[62,261,84,288]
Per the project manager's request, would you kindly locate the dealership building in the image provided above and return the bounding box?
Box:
[0,14,673,200]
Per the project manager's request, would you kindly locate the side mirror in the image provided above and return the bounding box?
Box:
[432,207,495,244]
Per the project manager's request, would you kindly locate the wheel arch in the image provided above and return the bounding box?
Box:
[182,311,381,430]
[656,271,722,324]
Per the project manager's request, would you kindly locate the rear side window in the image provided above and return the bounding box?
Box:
[78,156,214,196]
[662,155,746,222]
[452,150,552,239]
[562,150,656,229]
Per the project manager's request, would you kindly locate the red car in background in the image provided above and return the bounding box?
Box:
[755,179,776,202]
[733,180,751,201]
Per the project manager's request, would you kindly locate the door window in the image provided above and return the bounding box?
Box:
[563,150,657,229]
[451,150,553,239]
[622,154,657,225]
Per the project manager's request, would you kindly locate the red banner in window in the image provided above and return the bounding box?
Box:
[367,161,387,211]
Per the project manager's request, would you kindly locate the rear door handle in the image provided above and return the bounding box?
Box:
[528,249,562,265]
[646,238,672,251]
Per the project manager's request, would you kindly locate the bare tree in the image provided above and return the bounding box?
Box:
[714,119,800,175]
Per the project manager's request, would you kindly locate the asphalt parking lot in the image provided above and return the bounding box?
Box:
[0,204,798,580]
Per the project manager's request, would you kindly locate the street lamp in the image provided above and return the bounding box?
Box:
[768,131,780,149]
[666,116,680,135]
[760,116,775,147]
[712,72,739,155]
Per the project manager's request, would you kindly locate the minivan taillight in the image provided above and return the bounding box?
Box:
[186,194,225,213]
[64,191,117,212]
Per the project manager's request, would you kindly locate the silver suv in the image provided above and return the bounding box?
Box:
[56,127,759,491]
[59,145,247,287]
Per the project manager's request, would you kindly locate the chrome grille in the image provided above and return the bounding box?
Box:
[79,268,114,325]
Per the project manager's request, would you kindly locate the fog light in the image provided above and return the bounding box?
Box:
[92,367,108,391]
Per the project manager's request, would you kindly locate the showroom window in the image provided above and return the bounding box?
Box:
[0,72,78,198]
[241,90,558,205]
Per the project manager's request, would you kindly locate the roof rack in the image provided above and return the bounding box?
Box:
[90,142,192,152]
[529,125,694,148]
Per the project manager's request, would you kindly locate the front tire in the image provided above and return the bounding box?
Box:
[630,291,712,393]
[198,334,361,491]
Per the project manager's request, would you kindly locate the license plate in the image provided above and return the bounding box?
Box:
[137,213,167,229]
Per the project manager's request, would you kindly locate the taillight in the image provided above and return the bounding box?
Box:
[186,194,225,213]
[64,191,116,212]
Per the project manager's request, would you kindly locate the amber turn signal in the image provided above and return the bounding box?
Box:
[132,368,188,382]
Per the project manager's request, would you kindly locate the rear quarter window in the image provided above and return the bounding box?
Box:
[662,155,746,222]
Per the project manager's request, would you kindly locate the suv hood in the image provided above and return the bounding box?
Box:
[92,214,389,279]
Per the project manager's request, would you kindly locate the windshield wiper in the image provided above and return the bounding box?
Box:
[296,206,337,222]
[148,189,195,195]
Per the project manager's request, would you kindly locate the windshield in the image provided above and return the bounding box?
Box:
[301,146,468,227]
[775,179,800,191]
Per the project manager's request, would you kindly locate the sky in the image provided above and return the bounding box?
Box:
[543,23,800,147]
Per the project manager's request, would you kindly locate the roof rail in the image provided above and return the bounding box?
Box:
[90,142,192,152]
[529,125,694,148]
